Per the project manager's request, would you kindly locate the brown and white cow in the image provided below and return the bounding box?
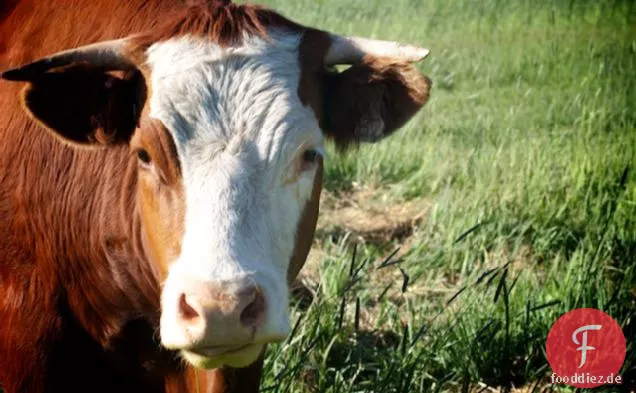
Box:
[0,0,431,392]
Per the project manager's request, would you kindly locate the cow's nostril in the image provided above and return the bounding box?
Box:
[178,293,200,321]
[240,289,265,328]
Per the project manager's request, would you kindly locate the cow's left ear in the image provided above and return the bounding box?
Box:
[311,33,432,149]
[322,57,431,149]
[1,38,146,146]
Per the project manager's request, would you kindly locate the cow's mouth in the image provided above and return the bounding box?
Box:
[180,343,263,368]
[188,344,252,357]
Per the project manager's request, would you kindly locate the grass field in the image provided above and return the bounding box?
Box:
[256,0,636,391]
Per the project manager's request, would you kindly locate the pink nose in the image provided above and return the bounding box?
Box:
[173,277,266,346]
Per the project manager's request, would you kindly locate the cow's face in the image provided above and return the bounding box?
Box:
[135,33,326,367]
[1,3,430,369]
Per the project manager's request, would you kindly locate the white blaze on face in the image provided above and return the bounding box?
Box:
[146,32,323,347]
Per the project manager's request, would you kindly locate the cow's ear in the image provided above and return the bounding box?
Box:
[1,38,145,146]
[321,57,431,149]
[18,67,146,145]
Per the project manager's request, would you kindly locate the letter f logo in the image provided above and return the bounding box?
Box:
[572,325,602,368]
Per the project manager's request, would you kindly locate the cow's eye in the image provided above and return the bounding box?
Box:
[300,148,321,173]
[136,148,152,167]
[303,149,319,164]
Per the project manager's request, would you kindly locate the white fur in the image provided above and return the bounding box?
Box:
[145,32,323,365]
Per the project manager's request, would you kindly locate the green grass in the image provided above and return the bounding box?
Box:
[257,0,636,391]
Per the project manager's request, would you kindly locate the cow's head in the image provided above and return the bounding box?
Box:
[1,1,430,369]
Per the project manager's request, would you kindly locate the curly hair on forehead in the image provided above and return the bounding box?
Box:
[134,0,305,49]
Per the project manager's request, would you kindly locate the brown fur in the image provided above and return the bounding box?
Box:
[132,0,303,51]
[0,1,430,392]
[297,28,333,127]
[131,118,186,279]
[288,158,323,283]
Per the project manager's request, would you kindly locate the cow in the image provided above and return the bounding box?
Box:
[0,0,431,392]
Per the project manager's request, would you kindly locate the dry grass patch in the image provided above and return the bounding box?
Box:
[316,185,431,244]
[294,186,432,310]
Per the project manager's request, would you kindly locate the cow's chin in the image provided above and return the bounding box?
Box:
[181,344,264,369]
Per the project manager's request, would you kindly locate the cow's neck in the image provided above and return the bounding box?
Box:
[62,145,162,342]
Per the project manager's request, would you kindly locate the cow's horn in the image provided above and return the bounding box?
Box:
[1,38,135,81]
[324,34,430,65]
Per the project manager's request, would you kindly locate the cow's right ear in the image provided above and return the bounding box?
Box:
[1,39,146,146]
